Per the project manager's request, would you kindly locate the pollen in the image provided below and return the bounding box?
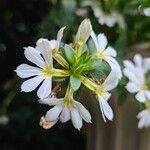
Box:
[140,84,148,90]
[63,98,73,107]
[97,87,106,96]
[97,51,106,59]
[145,101,150,110]
[42,67,52,77]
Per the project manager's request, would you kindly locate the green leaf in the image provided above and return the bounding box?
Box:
[64,44,75,64]
[70,75,81,91]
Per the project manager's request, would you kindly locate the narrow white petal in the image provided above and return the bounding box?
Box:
[134,54,143,67]
[74,101,92,123]
[36,39,53,68]
[103,92,111,101]
[137,110,147,119]
[103,69,119,91]
[90,31,99,50]
[126,82,139,93]
[136,91,147,102]
[24,47,46,68]
[123,60,136,72]
[137,110,150,129]
[123,68,139,84]
[105,46,117,57]
[38,98,63,106]
[97,33,108,50]
[60,107,70,123]
[145,91,150,99]
[106,57,122,79]
[37,77,52,99]
[138,116,146,129]
[21,76,44,92]
[100,100,114,121]
[15,64,42,78]
[45,105,63,121]
[144,58,150,73]
[49,40,58,50]
[57,27,66,43]
[71,107,83,130]
[99,100,106,122]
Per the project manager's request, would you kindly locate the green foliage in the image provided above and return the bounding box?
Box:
[64,44,76,64]
[70,75,81,91]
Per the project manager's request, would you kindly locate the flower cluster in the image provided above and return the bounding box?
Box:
[124,54,150,128]
[15,19,121,130]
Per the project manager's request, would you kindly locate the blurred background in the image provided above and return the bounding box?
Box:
[0,0,150,150]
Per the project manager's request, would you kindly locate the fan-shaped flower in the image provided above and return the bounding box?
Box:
[15,40,69,99]
[96,69,120,121]
[90,31,122,79]
[123,54,150,102]
[39,96,91,130]
[137,109,150,129]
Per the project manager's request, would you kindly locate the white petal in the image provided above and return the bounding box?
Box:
[36,39,53,68]
[99,100,106,122]
[49,40,58,50]
[100,100,113,121]
[103,69,119,91]
[74,101,92,123]
[134,54,143,67]
[106,57,122,79]
[45,105,63,121]
[60,107,70,123]
[126,82,139,93]
[138,115,146,129]
[71,107,83,130]
[21,76,44,92]
[37,77,52,99]
[38,98,63,106]
[136,91,147,102]
[90,31,99,50]
[24,47,46,68]
[145,91,150,99]
[105,46,117,57]
[123,68,139,84]
[15,64,42,78]
[137,110,146,119]
[123,60,136,72]
[143,7,150,16]
[57,27,66,43]
[144,58,150,73]
[97,33,108,50]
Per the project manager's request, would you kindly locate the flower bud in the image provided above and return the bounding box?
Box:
[75,19,92,47]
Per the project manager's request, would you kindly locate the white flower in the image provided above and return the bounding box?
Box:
[123,54,150,102]
[90,31,122,79]
[92,5,126,29]
[96,69,120,121]
[143,7,150,17]
[0,115,9,126]
[39,97,92,130]
[137,109,150,129]
[15,39,53,99]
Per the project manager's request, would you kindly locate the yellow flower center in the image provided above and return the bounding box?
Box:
[97,86,106,96]
[96,51,106,59]
[140,84,148,91]
[63,98,73,107]
[145,101,150,110]
[42,67,52,77]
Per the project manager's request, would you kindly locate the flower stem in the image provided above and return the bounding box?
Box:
[80,76,98,92]
[53,69,70,77]
[53,53,69,69]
